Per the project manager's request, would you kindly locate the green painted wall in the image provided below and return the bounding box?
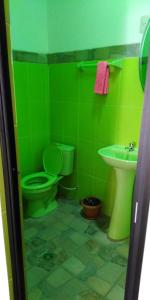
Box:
[10,0,48,53]
[47,0,150,53]
[50,58,143,214]
[13,62,51,176]
[9,0,150,54]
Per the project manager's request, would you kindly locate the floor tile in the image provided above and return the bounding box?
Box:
[75,245,95,265]
[70,218,89,233]
[77,289,101,300]
[25,258,32,271]
[47,267,72,288]
[38,248,68,272]
[27,267,48,291]
[62,238,79,256]
[116,245,129,259]
[59,203,75,213]
[60,278,87,299]
[92,255,105,269]
[38,279,60,299]
[61,213,77,225]
[63,256,85,275]
[28,288,42,300]
[97,262,124,284]
[25,228,38,240]
[86,239,101,254]
[85,224,99,235]
[39,227,60,240]
[52,221,69,232]
[93,231,112,246]
[28,237,47,253]
[106,284,125,300]
[111,254,128,267]
[98,243,128,267]
[78,263,97,281]
[118,272,127,288]
[24,199,128,299]
[87,276,111,296]
[70,231,89,246]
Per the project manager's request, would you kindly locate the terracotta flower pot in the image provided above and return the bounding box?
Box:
[81,197,101,220]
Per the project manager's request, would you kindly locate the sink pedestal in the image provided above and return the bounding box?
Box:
[108,168,135,240]
[98,145,137,241]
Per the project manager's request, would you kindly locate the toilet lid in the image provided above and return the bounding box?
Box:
[43,144,63,176]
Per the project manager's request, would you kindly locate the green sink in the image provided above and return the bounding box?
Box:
[98,145,138,170]
[98,145,138,241]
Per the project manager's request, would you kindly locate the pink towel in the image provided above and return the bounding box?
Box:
[94,61,109,95]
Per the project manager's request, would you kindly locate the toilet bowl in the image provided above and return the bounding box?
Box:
[22,143,75,218]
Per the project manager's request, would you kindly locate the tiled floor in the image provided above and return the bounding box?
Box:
[24,199,129,300]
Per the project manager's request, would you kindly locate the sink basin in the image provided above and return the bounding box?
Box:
[98,145,138,240]
[98,145,138,170]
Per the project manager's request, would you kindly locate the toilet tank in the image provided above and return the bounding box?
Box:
[55,143,75,176]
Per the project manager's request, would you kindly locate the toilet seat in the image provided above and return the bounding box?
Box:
[22,144,63,193]
[22,172,58,191]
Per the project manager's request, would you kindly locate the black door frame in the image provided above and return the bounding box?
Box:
[124,53,150,300]
[0,1,26,300]
[0,1,150,300]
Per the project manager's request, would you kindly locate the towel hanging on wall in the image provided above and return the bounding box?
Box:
[94,61,110,95]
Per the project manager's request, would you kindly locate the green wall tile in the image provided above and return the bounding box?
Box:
[13,62,28,101]
[13,62,51,176]
[79,69,97,101]
[18,137,33,176]
[63,102,78,138]
[78,101,97,142]
[94,104,119,144]
[14,57,143,214]
[115,106,142,145]
[27,63,49,102]
[119,58,143,108]
[30,134,50,171]
[28,100,50,136]
[16,100,30,138]
[92,176,107,201]
[77,140,94,176]
[51,101,64,137]
[93,142,111,181]
[50,63,79,101]
[49,57,143,211]
[77,172,93,200]
[104,70,122,106]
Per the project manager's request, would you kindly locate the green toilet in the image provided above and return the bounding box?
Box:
[21,143,75,218]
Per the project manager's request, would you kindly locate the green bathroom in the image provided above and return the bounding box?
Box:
[5,0,150,299]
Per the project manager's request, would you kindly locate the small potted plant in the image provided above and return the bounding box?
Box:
[81,196,101,219]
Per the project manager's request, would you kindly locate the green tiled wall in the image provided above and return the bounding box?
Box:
[50,58,143,214]
[13,62,51,176]
[13,57,143,216]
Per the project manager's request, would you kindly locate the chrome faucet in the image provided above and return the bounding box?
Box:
[125,142,136,152]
